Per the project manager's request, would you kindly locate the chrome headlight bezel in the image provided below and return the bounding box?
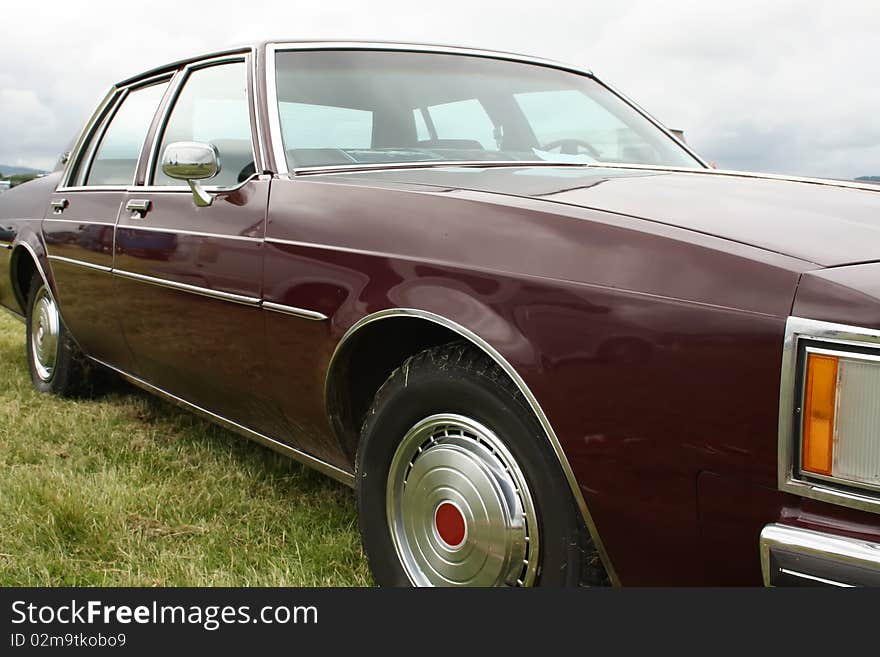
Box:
[779,316,880,514]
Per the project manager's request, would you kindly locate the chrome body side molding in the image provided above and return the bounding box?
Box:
[113,269,261,307]
[118,222,263,242]
[38,256,330,319]
[262,301,328,321]
[48,255,112,273]
[325,307,620,585]
[91,356,355,487]
[778,316,880,514]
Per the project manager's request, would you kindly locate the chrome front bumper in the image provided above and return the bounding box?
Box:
[760,524,880,587]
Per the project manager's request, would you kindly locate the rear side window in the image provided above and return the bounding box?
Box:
[83,81,168,186]
[153,61,254,187]
[425,98,497,150]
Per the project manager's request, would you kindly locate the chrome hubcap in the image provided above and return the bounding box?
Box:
[30,287,59,382]
[387,414,539,586]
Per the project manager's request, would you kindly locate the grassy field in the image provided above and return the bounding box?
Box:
[0,313,371,586]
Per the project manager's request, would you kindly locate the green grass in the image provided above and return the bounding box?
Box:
[0,313,371,586]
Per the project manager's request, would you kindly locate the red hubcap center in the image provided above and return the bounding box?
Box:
[435,502,466,548]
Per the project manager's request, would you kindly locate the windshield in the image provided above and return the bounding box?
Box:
[273,50,702,170]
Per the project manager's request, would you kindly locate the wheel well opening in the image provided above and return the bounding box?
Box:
[10,247,38,314]
[327,317,463,464]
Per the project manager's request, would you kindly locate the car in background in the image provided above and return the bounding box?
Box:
[2,41,880,587]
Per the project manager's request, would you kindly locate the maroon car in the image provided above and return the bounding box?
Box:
[3,41,880,587]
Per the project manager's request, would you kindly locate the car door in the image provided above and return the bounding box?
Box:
[44,77,171,371]
[114,55,270,426]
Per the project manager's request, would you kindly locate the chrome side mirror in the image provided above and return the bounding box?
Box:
[161,141,221,207]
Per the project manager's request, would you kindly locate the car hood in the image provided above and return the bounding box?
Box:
[331,165,880,267]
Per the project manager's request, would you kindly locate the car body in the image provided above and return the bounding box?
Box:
[3,41,880,586]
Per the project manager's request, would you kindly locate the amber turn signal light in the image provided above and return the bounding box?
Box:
[801,353,839,475]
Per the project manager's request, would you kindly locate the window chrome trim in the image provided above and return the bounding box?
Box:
[287,159,665,176]
[778,316,880,514]
[59,87,118,189]
[589,163,880,193]
[265,43,285,176]
[77,86,129,188]
[590,76,709,169]
[264,41,708,176]
[283,158,880,193]
[53,185,129,193]
[262,301,328,321]
[144,53,259,187]
[59,179,259,195]
[249,49,268,173]
[115,46,253,87]
[113,268,261,307]
[59,73,175,192]
[143,69,187,188]
[47,255,112,273]
[89,355,354,487]
[325,307,620,585]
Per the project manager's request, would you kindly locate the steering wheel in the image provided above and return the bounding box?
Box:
[539,138,602,159]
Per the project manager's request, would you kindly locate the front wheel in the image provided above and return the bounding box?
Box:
[356,342,604,587]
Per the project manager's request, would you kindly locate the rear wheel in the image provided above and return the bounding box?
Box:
[25,273,94,396]
[356,342,604,587]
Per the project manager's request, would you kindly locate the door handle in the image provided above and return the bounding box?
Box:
[126,199,151,217]
[50,198,69,214]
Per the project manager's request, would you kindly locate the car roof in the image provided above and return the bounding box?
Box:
[115,40,591,87]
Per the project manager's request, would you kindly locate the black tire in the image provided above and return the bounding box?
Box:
[25,273,94,396]
[356,341,606,587]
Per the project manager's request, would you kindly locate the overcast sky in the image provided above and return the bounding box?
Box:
[1,0,877,178]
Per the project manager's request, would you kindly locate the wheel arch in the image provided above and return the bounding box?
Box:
[324,307,619,585]
[9,237,54,315]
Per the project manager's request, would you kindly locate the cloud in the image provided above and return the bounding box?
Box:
[0,0,877,178]
[0,89,60,170]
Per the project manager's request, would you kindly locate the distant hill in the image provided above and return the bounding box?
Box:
[855,176,880,183]
[0,164,48,177]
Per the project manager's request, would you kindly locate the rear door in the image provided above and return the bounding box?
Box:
[45,77,171,370]
[115,55,270,427]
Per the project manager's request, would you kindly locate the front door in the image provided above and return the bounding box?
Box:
[115,57,269,427]
[45,78,171,371]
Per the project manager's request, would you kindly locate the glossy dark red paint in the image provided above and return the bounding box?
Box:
[113,181,269,428]
[2,44,880,585]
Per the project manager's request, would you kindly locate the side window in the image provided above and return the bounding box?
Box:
[82,81,168,186]
[153,62,254,187]
[426,99,496,150]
